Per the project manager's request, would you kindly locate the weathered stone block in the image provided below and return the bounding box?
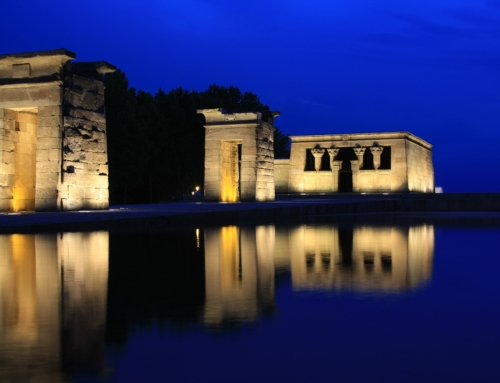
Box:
[68,185,84,199]
[98,164,108,174]
[0,89,30,104]
[80,141,106,153]
[82,93,105,111]
[48,148,61,162]
[37,161,59,173]
[38,137,60,150]
[0,173,9,187]
[67,108,105,123]
[2,130,16,143]
[63,173,108,188]
[38,105,61,117]
[92,130,106,142]
[0,162,14,174]
[92,152,107,164]
[2,151,14,163]
[84,187,109,200]
[36,172,59,187]
[0,186,13,198]
[38,126,61,138]
[30,86,62,104]
[61,198,83,211]
[82,198,108,210]
[35,187,58,199]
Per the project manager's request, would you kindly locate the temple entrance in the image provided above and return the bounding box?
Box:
[2,108,38,211]
[220,141,241,202]
[338,160,353,192]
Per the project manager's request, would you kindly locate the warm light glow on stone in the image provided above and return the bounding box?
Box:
[199,109,277,202]
[0,49,113,212]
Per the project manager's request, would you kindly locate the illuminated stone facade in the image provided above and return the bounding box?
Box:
[198,109,279,202]
[276,132,434,194]
[0,49,114,211]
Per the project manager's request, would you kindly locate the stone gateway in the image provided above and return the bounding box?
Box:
[0,49,115,212]
[198,109,280,202]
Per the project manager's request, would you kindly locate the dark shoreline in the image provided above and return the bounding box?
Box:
[0,193,499,233]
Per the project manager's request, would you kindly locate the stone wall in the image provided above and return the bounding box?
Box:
[406,139,434,193]
[60,68,109,210]
[357,170,392,192]
[255,121,275,201]
[274,159,290,194]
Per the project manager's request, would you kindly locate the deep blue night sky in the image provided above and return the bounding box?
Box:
[3,0,500,191]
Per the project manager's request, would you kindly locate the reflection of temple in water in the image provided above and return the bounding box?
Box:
[204,226,275,327]
[0,232,109,382]
[283,225,434,293]
[204,224,434,323]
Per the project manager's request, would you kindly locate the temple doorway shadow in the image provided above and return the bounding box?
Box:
[338,160,353,192]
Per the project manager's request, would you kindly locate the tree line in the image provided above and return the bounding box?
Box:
[104,70,290,204]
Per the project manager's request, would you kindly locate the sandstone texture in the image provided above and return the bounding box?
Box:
[280,132,434,194]
[198,109,279,202]
[0,49,115,212]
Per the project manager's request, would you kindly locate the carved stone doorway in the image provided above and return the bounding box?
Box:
[220,141,241,203]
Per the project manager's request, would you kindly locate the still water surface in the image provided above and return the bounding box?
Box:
[0,221,499,382]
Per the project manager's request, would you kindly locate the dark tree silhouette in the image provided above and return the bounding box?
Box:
[104,73,290,204]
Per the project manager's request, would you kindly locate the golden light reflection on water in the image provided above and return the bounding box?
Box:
[204,224,434,326]
[204,226,276,327]
[0,224,436,372]
[0,232,109,382]
[288,225,434,293]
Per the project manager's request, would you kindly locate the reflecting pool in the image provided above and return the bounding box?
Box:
[0,221,499,382]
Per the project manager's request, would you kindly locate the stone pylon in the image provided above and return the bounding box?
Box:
[0,49,115,211]
[198,108,280,202]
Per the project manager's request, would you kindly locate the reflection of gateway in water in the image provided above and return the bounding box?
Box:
[204,224,434,325]
[204,226,275,327]
[0,232,109,382]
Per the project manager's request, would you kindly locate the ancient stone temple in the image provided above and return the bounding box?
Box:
[275,132,434,194]
[0,49,114,212]
[198,109,279,202]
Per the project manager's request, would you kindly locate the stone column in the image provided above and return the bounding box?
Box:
[331,160,342,192]
[328,148,340,192]
[353,147,366,169]
[351,160,360,192]
[311,149,325,171]
[327,148,339,170]
[370,147,384,170]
